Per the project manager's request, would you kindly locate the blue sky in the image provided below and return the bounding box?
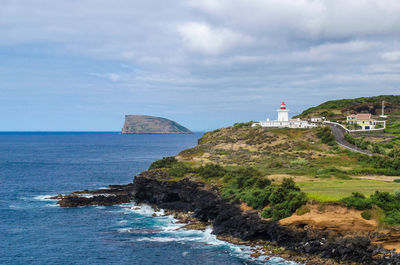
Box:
[1,0,400,131]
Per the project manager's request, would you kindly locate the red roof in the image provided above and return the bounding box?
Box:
[356,114,371,120]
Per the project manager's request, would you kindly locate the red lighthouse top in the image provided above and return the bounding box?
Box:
[280,101,286,110]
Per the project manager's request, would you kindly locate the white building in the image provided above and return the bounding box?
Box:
[252,101,317,128]
[310,117,324,122]
[346,113,385,130]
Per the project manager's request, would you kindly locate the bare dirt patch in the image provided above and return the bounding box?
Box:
[355,175,399,182]
[279,203,377,235]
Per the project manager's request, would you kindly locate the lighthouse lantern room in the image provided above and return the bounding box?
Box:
[277,101,289,122]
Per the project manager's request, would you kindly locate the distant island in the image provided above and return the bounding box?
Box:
[122,115,192,134]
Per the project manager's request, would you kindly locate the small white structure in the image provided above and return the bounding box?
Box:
[252,101,317,128]
[310,117,325,122]
[346,113,386,130]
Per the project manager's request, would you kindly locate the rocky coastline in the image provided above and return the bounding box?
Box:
[54,170,400,265]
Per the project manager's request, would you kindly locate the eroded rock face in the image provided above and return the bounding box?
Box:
[132,171,400,265]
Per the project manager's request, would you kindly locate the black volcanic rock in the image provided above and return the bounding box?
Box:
[132,171,400,265]
[55,171,400,264]
[56,184,135,207]
[122,115,192,134]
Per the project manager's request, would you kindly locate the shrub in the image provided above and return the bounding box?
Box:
[168,163,192,178]
[343,191,400,225]
[370,191,399,212]
[361,211,372,220]
[316,166,349,178]
[296,205,310,216]
[385,211,400,225]
[240,188,272,210]
[394,190,400,200]
[316,126,336,146]
[264,178,307,221]
[225,167,263,190]
[290,159,308,167]
[261,208,273,218]
[198,164,226,179]
[233,121,253,128]
[149,156,178,170]
[222,172,306,221]
[341,192,372,210]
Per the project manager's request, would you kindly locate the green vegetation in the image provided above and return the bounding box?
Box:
[198,164,226,179]
[298,179,400,202]
[356,154,400,175]
[316,126,336,146]
[344,133,386,154]
[361,211,372,220]
[341,191,400,225]
[222,172,308,221]
[149,156,179,170]
[148,100,400,226]
[221,167,272,210]
[149,157,308,221]
[233,121,254,128]
[296,95,400,120]
[342,192,372,210]
[296,205,310,216]
[260,178,308,221]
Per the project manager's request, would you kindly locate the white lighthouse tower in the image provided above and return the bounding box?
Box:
[277,101,289,121]
[252,100,316,128]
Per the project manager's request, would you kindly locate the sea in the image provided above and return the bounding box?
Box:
[0,132,296,265]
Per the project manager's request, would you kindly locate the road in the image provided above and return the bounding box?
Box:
[327,123,373,156]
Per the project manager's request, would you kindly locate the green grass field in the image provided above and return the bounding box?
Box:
[298,179,400,202]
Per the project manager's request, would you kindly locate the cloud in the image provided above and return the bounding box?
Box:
[382,51,400,62]
[1,0,400,131]
[186,0,400,40]
[178,22,252,55]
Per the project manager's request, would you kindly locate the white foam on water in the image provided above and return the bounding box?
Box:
[136,237,183,243]
[45,203,58,207]
[115,203,297,264]
[117,228,133,233]
[33,195,57,201]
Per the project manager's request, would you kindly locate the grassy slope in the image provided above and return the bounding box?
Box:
[296,95,400,119]
[299,179,400,202]
[294,95,400,135]
[177,125,400,202]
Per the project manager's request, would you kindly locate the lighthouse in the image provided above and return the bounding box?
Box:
[252,101,317,128]
[277,101,289,122]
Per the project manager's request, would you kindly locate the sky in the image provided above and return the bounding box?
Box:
[1,0,399,132]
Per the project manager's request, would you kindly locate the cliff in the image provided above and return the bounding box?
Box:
[122,115,192,134]
[54,171,400,264]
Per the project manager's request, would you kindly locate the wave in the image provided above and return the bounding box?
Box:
[33,195,57,201]
[115,204,297,265]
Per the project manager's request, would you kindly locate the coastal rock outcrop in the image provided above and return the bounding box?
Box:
[54,184,135,207]
[132,171,400,265]
[122,115,192,134]
[54,171,400,264]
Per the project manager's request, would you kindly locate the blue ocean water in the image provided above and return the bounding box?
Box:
[0,132,295,265]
